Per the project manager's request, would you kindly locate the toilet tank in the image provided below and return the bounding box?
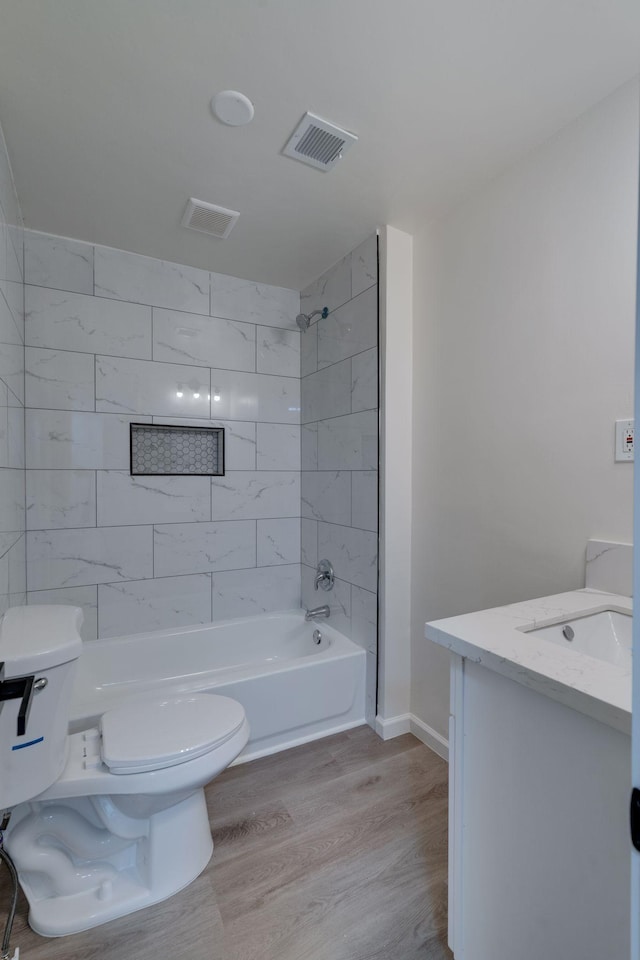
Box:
[0,605,83,810]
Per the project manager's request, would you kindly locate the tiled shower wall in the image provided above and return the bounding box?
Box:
[0,125,25,617]
[24,230,302,639]
[300,235,378,722]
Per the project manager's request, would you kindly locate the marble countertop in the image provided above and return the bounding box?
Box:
[426,589,632,735]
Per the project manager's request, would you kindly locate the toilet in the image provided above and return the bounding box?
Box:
[0,605,249,937]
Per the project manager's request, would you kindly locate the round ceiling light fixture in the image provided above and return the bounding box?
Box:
[211,90,254,126]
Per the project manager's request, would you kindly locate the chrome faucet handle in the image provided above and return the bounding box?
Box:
[314,559,335,592]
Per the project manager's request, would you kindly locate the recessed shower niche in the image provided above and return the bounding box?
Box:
[130,423,225,476]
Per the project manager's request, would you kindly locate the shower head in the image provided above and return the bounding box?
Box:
[296,306,329,332]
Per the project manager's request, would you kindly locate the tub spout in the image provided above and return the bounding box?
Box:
[305,605,330,621]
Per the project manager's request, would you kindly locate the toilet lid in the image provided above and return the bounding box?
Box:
[100,693,246,774]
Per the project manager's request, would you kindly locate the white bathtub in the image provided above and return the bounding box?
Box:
[70,611,366,761]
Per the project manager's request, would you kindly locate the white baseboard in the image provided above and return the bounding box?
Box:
[375,713,412,739]
[376,712,449,761]
[409,715,449,761]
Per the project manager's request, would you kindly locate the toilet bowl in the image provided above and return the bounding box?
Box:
[0,605,249,937]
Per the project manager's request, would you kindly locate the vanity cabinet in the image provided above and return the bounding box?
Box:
[447,653,629,960]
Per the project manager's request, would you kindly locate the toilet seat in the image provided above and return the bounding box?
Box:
[100,693,246,774]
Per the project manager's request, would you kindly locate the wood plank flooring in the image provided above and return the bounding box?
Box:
[0,727,452,960]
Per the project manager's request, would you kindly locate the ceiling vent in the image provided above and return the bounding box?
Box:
[282,112,358,172]
[181,198,240,239]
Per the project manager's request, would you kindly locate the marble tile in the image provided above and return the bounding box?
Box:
[0,221,8,287]
[209,369,299,424]
[97,471,211,526]
[0,468,25,533]
[257,518,300,566]
[25,286,152,358]
[301,471,351,525]
[256,423,300,470]
[154,520,256,577]
[318,285,377,368]
[0,285,23,345]
[256,326,299,377]
[2,280,24,341]
[301,518,318,567]
[96,356,211,418]
[300,321,318,378]
[4,224,23,284]
[211,471,300,521]
[351,235,378,298]
[8,532,26,598]
[585,540,632,596]
[351,584,377,653]
[0,218,6,281]
[0,387,23,472]
[26,411,151,469]
[95,246,209,315]
[302,357,351,423]
[0,342,25,403]
[28,585,98,642]
[317,522,377,592]
[0,380,9,467]
[210,273,298,329]
[24,232,94,294]
[351,470,378,532]
[158,417,256,470]
[153,308,255,372]
[27,469,96,530]
[301,423,318,470]
[351,347,378,413]
[27,525,153,590]
[0,531,20,561]
[317,411,378,470]
[212,564,300,619]
[301,253,352,317]
[7,404,24,470]
[26,347,95,411]
[98,574,212,639]
[0,535,25,615]
[301,564,351,636]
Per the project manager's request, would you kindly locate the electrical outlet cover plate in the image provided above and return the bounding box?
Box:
[615,419,634,462]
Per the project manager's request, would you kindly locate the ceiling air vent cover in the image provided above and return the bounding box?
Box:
[181,199,240,239]
[283,112,357,172]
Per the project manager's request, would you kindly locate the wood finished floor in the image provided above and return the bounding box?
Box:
[0,727,452,960]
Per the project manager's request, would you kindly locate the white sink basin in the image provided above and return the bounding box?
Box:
[527,610,631,668]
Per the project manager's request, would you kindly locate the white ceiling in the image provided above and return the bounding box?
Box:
[0,0,639,290]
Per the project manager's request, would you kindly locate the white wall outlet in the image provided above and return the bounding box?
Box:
[615,419,634,461]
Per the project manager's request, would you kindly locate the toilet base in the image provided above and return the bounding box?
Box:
[8,787,214,937]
